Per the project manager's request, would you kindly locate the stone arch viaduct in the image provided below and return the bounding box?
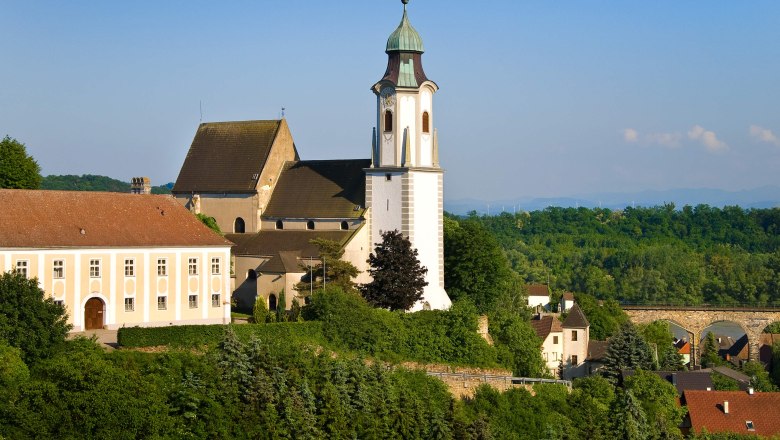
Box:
[623,305,780,367]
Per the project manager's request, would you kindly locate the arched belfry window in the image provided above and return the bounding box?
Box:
[422,111,430,133]
[306,220,315,230]
[234,217,245,233]
[384,110,393,132]
[276,220,284,230]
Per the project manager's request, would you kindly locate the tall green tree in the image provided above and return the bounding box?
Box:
[623,369,686,438]
[601,322,655,382]
[700,332,723,368]
[296,238,360,295]
[196,213,222,234]
[361,230,427,311]
[609,389,649,440]
[0,272,70,363]
[443,217,516,312]
[0,136,41,189]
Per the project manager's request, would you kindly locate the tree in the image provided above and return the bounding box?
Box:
[443,217,516,312]
[296,238,359,295]
[700,332,723,368]
[741,361,777,392]
[0,271,70,363]
[196,213,222,234]
[601,322,654,383]
[609,389,649,440]
[361,230,427,311]
[0,136,42,189]
[490,309,548,377]
[623,369,686,438]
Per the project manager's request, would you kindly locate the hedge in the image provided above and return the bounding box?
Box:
[117,321,325,348]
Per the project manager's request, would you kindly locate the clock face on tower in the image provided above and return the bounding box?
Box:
[380,87,396,107]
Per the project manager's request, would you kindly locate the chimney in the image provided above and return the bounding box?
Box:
[723,401,729,414]
[131,177,151,194]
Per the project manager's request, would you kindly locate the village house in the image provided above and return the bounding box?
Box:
[531,314,564,376]
[0,189,233,331]
[682,389,780,436]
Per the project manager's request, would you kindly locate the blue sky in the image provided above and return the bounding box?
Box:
[2,1,779,201]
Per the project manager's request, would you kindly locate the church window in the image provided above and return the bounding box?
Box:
[124,258,135,277]
[157,296,167,310]
[15,260,28,277]
[89,259,101,278]
[572,330,578,341]
[188,258,198,276]
[422,111,430,133]
[188,294,198,309]
[124,297,135,312]
[234,217,245,233]
[340,221,349,230]
[211,257,221,275]
[276,220,284,230]
[384,110,393,132]
[157,258,167,276]
[211,293,221,307]
[307,220,315,230]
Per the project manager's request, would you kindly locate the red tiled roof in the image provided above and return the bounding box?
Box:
[0,189,232,248]
[676,340,691,355]
[526,284,550,296]
[562,292,575,301]
[685,390,780,436]
[531,315,563,340]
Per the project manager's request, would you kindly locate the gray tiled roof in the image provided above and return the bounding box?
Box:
[173,120,292,193]
[226,230,356,257]
[264,159,370,219]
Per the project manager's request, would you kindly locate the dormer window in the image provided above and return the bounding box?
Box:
[276,220,283,230]
[746,421,755,431]
[384,110,393,132]
[306,220,315,230]
[422,111,430,133]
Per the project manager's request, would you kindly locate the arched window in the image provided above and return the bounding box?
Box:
[384,110,393,132]
[234,217,245,233]
[268,294,277,311]
[306,220,315,230]
[422,111,430,133]
[247,269,257,280]
[340,221,349,230]
[276,220,284,230]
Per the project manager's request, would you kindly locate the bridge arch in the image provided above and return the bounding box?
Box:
[623,306,780,366]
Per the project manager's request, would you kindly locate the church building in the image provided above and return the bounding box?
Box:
[172,0,451,312]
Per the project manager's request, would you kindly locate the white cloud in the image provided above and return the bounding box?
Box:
[749,124,780,146]
[688,125,728,153]
[623,128,639,143]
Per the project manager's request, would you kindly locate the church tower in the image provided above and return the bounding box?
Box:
[365,0,451,310]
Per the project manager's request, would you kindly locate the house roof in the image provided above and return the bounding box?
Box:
[587,340,609,361]
[173,120,296,193]
[684,390,780,436]
[263,159,370,219]
[226,229,356,258]
[675,340,691,355]
[562,303,589,328]
[562,292,575,301]
[531,315,563,340]
[526,284,550,297]
[710,366,750,385]
[258,250,304,274]
[0,189,232,248]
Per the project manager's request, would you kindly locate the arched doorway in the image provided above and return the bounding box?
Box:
[84,297,105,330]
[234,217,246,233]
[268,294,277,311]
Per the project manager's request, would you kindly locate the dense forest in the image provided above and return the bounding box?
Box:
[41,174,173,194]
[461,205,780,306]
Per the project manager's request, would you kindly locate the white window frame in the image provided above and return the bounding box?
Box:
[157,295,167,310]
[211,293,221,308]
[53,259,65,279]
[15,260,29,277]
[124,297,135,312]
[188,258,198,276]
[157,258,167,276]
[89,259,101,278]
[188,294,198,309]
[211,257,221,275]
[124,258,135,277]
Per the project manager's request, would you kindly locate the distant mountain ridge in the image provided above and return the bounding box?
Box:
[41,174,173,195]
[445,186,780,215]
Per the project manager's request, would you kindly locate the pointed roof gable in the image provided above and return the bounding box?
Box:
[531,315,563,340]
[562,303,589,328]
[173,119,298,193]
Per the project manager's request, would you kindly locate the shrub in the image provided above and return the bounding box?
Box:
[251,296,268,324]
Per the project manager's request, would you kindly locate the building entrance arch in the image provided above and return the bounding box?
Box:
[84,297,105,330]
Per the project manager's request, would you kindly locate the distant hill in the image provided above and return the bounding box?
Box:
[41,174,173,195]
[445,186,780,215]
